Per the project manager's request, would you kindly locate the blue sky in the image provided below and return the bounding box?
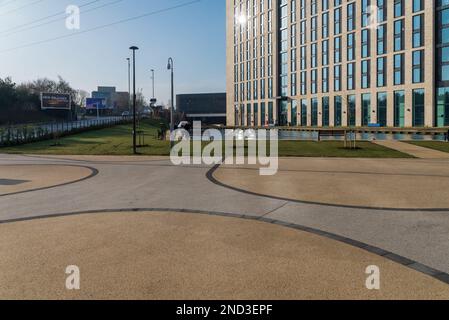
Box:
[0,0,225,104]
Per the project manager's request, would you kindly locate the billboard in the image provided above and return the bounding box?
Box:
[41,93,71,110]
[86,98,108,110]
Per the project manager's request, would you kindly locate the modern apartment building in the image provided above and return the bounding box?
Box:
[226,0,449,128]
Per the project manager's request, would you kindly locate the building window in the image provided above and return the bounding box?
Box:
[334,7,341,35]
[413,89,425,127]
[291,73,297,96]
[311,43,318,68]
[362,94,371,126]
[291,99,298,126]
[322,96,330,127]
[394,53,404,85]
[254,103,259,127]
[394,0,403,18]
[300,99,308,126]
[347,95,356,127]
[394,90,405,127]
[347,33,355,61]
[362,29,370,58]
[413,0,424,13]
[377,0,387,22]
[437,87,449,127]
[347,2,355,31]
[334,95,342,127]
[377,24,387,55]
[334,65,341,91]
[377,92,387,127]
[361,0,370,28]
[268,102,274,124]
[311,16,318,42]
[377,57,387,87]
[412,50,424,83]
[334,36,341,63]
[347,62,355,90]
[311,98,318,127]
[300,71,307,95]
[322,67,329,93]
[322,40,329,65]
[322,12,329,38]
[394,19,404,51]
[412,14,424,48]
[361,60,371,89]
[300,46,307,70]
[311,69,318,94]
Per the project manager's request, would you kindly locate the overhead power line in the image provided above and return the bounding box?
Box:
[0,0,45,17]
[0,0,19,9]
[1,0,122,37]
[0,0,203,54]
[0,0,101,35]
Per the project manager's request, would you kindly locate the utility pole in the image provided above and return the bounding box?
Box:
[150,69,155,100]
[129,46,139,154]
[127,58,131,112]
[167,58,174,148]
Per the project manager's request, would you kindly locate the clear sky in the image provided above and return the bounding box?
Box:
[0,0,225,105]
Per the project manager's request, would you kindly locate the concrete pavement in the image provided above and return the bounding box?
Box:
[213,157,449,210]
[1,211,448,300]
[373,140,449,159]
[0,154,449,298]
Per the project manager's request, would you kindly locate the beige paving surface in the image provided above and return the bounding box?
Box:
[214,158,449,209]
[0,165,94,195]
[374,140,449,159]
[0,211,448,300]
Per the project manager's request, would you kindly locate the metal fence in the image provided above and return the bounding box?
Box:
[0,116,132,147]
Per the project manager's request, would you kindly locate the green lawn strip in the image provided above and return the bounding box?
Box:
[277,141,412,158]
[1,120,170,156]
[406,141,449,154]
[1,121,411,158]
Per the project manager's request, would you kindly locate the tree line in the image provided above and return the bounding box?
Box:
[0,76,87,125]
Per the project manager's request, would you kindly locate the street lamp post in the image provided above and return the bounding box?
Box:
[130,46,139,155]
[167,58,174,148]
[127,58,131,112]
[150,69,155,100]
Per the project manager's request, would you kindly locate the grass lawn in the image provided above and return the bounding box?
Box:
[0,121,411,158]
[406,141,449,154]
[0,119,170,156]
[277,140,411,158]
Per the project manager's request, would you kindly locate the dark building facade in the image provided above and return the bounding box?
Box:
[176,93,227,125]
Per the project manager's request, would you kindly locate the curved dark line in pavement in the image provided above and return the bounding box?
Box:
[1,207,448,286]
[0,164,99,197]
[21,154,170,164]
[215,165,449,179]
[206,164,449,212]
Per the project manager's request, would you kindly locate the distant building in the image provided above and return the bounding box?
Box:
[176,93,226,125]
[91,86,129,115]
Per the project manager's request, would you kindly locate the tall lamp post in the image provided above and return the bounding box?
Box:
[150,69,155,100]
[127,58,131,112]
[130,46,139,154]
[167,57,174,148]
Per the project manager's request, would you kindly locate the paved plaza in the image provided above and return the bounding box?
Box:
[1,153,449,299]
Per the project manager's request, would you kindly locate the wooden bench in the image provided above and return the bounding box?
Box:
[318,129,357,148]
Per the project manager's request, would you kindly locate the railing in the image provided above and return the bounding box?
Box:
[0,116,132,147]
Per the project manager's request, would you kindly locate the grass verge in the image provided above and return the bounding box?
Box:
[406,141,449,154]
[0,121,411,158]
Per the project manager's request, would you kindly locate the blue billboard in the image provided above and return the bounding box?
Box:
[86,98,108,110]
